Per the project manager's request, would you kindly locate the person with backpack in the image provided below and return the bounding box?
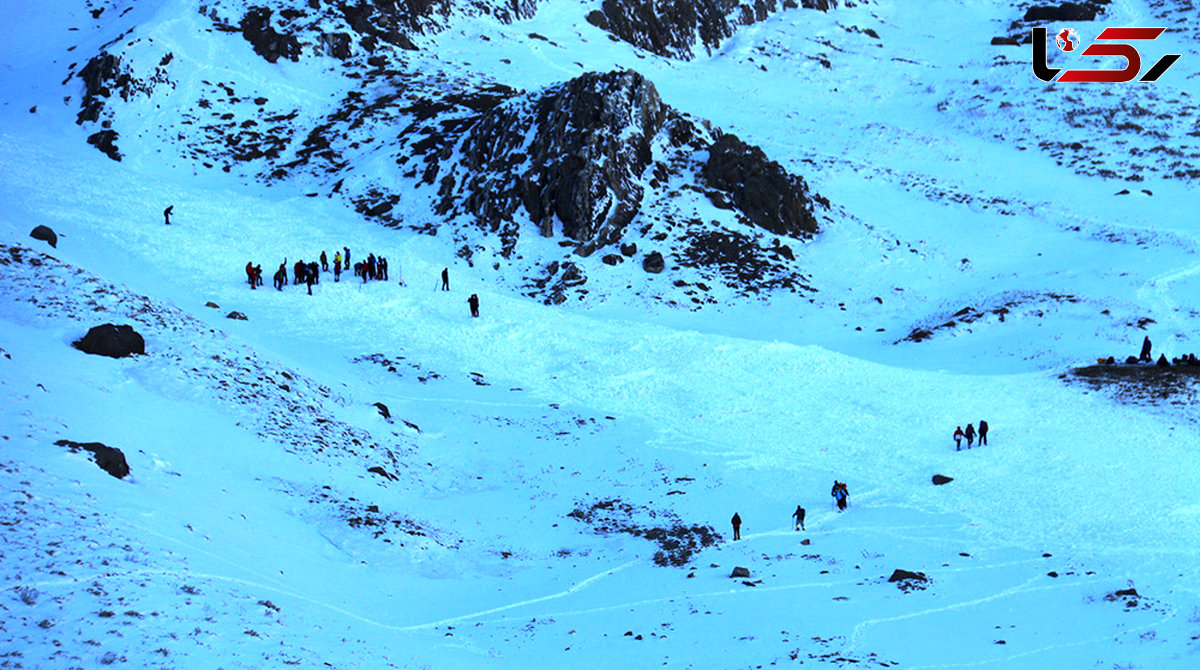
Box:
[964,423,976,448]
[831,481,849,511]
[273,263,287,291]
[731,512,742,541]
[792,505,806,531]
[320,250,328,272]
[954,426,965,451]
[1140,336,1153,363]
[978,420,989,446]
[305,266,317,295]
[468,293,480,318]
[293,260,305,285]
[246,262,257,289]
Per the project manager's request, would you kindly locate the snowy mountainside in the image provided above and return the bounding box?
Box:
[4,0,1200,667]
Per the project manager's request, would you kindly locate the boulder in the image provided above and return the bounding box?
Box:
[55,439,130,479]
[73,324,145,358]
[643,251,665,273]
[730,566,751,578]
[932,474,954,485]
[87,130,122,162]
[226,311,248,321]
[373,402,392,420]
[240,7,302,64]
[703,133,819,238]
[621,242,638,256]
[29,225,58,248]
[888,569,928,583]
[602,254,624,266]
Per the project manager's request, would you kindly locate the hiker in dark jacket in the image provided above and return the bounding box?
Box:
[978,420,989,446]
[831,481,849,511]
[731,513,742,541]
[273,263,287,291]
[379,257,388,281]
[293,261,305,285]
[320,250,328,272]
[440,267,450,291]
[1140,336,1153,362]
[468,293,480,318]
[308,262,319,285]
[792,505,806,531]
[163,205,173,225]
[964,423,976,448]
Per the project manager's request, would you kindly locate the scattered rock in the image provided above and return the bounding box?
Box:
[73,324,145,358]
[55,439,130,479]
[87,130,122,162]
[205,302,220,309]
[367,466,397,481]
[800,538,811,545]
[602,253,624,266]
[888,569,930,591]
[932,474,954,485]
[730,566,751,578]
[373,402,392,420]
[642,251,665,273]
[240,7,301,64]
[621,242,638,256]
[29,225,58,248]
[226,311,248,321]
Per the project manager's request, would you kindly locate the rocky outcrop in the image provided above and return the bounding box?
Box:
[240,7,302,63]
[55,439,131,479]
[29,226,58,248]
[703,133,820,238]
[642,251,666,273]
[73,324,145,358]
[1023,2,1106,22]
[932,474,954,485]
[587,0,836,60]
[446,70,684,255]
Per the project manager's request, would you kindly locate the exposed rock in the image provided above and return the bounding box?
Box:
[73,324,145,358]
[588,0,835,60]
[87,130,122,162]
[703,133,819,238]
[226,311,248,321]
[29,226,58,248]
[932,474,954,485]
[621,242,638,256]
[643,251,666,273]
[240,7,302,64]
[319,32,354,59]
[888,569,928,583]
[373,402,392,420]
[602,253,624,266]
[338,0,538,51]
[1023,2,1104,22]
[730,566,751,578]
[55,439,131,479]
[448,70,673,254]
[368,465,397,481]
[76,52,123,125]
[205,302,220,309]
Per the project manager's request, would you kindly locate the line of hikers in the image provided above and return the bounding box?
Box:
[953,420,989,451]
[728,481,850,540]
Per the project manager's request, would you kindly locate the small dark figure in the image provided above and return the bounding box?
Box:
[1140,336,1153,363]
[273,263,287,291]
[305,267,316,295]
[792,505,806,531]
[246,261,257,289]
[308,262,319,285]
[367,254,377,281]
[731,513,742,541]
[344,247,350,270]
[954,426,964,451]
[320,250,328,272]
[964,423,976,448]
[1157,353,1170,367]
[163,205,173,225]
[379,257,388,281]
[978,420,989,446]
[293,261,305,285]
[468,293,480,318]
[255,265,263,287]
[441,267,450,291]
[334,258,342,282]
[831,481,849,511]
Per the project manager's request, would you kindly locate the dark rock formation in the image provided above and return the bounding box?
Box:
[338,0,539,51]
[449,70,677,255]
[703,133,819,238]
[73,324,145,358]
[621,242,638,256]
[226,311,248,321]
[373,402,392,420]
[587,0,835,60]
[77,53,125,125]
[29,226,58,248]
[932,474,954,485]
[87,130,121,162]
[55,439,131,479]
[602,254,624,265]
[730,566,751,578]
[888,569,929,590]
[643,251,666,273]
[240,7,302,63]
[1023,2,1105,22]
[368,465,398,480]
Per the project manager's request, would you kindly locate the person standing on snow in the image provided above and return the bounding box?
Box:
[964,423,976,448]
[731,513,742,541]
[246,262,257,289]
[831,481,849,511]
[320,250,328,272]
[792,505,806,531]
[468,293,480,318]
[273,263,287,291]
[163,205,173,225]
[954,426,965,451]
[978,420,989,446]
[440,267,450,291]
[1140,335,1153,363]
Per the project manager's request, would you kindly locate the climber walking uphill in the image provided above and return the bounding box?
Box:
[731,512,742,541]
[831,481,849,511]
[792,505,806,531]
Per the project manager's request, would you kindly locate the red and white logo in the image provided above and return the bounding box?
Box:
[1033,27,1181,83]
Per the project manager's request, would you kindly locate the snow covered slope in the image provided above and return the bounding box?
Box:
[3,0,1200,667]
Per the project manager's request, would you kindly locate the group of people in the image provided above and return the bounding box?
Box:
[728,481,849,540]
[1098,336,1200,367]
[953,421,989,451]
